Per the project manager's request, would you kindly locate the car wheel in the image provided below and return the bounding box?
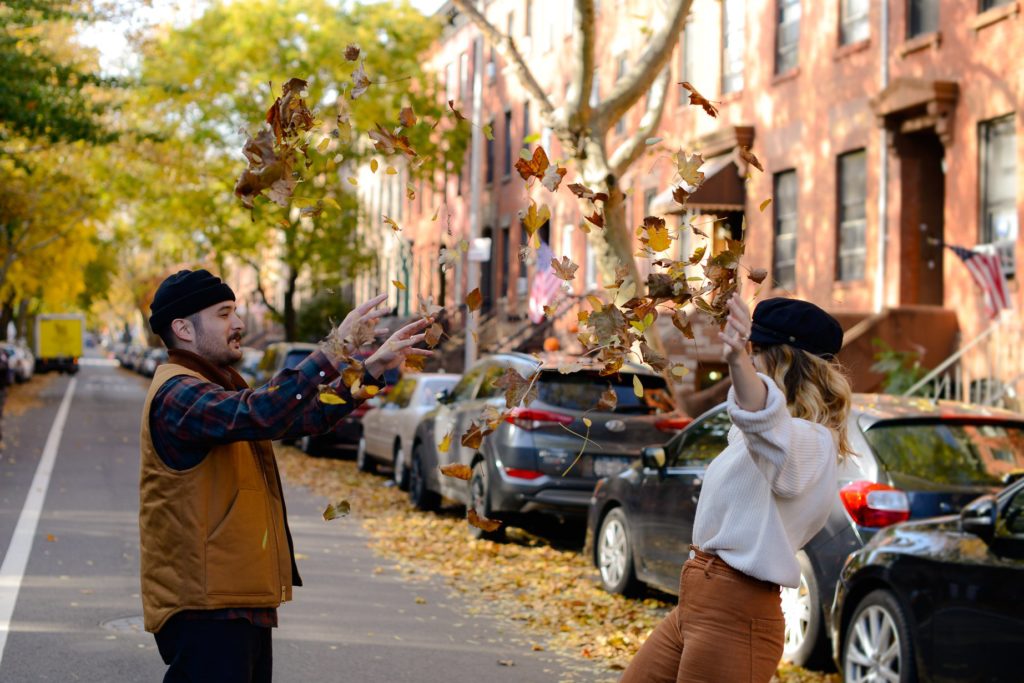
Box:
[468,460,505,542]
[393,442,410,491]
[843,589,916,683]
[409,444,440,512]
[299,435,319,457]
[781,551,830,669]
[596,508,640,596]
[356,436,376,473]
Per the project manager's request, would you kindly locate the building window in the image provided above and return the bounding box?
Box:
[907,0,938,38]
[775,0,801,75]
[980,0,1013,10]
[721,0,744,94]
[485,118,495,184]
[773,170,798,290]
[679,20,698,103]
[523,102,530,143]
[615,57,627,134]
[837,150,867,281]
[840,0,870,45]
[486,46,496,82]
[524,0,532,37]
[503,109,513,178]
[980,114,1018,246]
[444,63,455,102]
[459,52,469,99]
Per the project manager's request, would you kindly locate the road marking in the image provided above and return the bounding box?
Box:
[0,377,76,665]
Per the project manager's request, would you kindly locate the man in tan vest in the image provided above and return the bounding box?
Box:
[139,269,429,682]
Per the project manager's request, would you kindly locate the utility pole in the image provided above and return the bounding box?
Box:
[465,30,484,369]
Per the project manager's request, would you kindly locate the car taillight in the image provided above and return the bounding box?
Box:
[655,416,693,432]
[503,467,543,480]
[504,408,574,430]
[839,481,911,528]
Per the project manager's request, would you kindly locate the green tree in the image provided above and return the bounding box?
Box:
[132,0,467,340]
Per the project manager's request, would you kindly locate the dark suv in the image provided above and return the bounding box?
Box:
[409,352,689,539]
[585,394,1024,669]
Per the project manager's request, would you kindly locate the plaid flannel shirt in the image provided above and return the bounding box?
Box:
[150,349,368,628]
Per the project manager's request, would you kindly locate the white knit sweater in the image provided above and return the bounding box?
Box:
[691,373,838,588]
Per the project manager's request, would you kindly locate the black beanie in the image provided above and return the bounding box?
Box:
[748,297,844,359]
[148,269,236,334]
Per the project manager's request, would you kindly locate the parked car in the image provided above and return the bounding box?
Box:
[830,476,1024,682]
[139,348,168,377]
[121,345,147,372]
[358,373,459,488]
[585,394,1024,669]
[409,352,689,539]
[2,342,34,383]
[250,342,319,388]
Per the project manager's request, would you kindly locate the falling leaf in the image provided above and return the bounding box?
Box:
[424,322,443,347]
[383,214,401,232]
[597,387,618,412]
[672,185,691,206]
[739,146,764,172]
[759,198,773,213]
[632,375,644,398]
[677,152,705,187]
[483,124,494,141]
[316,136,331,154]
[393,280,406,290]
[440,463,472,480]
[518,245,532,262]
[550,255,578,281]
[448,99,467,121]
[438,431,453,453]
[519,200,551,239]
[399,106,417,128]
[514,146,561,184]
[351,61,371,99]
[543,304,556,317]
[344,44,361,61]
[748,268,769,284]
[368,124,417,157]
[584,211,605,229]
[439,247,459,272]
[386,166,398,175]
[541,162,567,192]
[468,509,502,532]
[466,287,483,311]
[322,500,351,521]
[582,417,593,428]
[370,158,379,173]
[671,364,690,377]
[642,216,671,252]
[318,391,347,405]
[322,196,341,210]
[645,137,663,146]
[567,183,609,203]
[347,176,358,186]
[461,423,486,449]
[492,367,539,408]
[679,81,719,117]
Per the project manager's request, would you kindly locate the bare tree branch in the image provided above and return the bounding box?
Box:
[565,0,597,133]
[591,0,691,135]
[246,258,282,319]
[450,0,556,123]
[608,67,671,178]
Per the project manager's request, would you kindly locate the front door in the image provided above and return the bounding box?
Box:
[897,131,945,306]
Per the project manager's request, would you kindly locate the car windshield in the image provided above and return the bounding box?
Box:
[863,419,1024,487]
[284,350,312,370]
[536,370,673,414]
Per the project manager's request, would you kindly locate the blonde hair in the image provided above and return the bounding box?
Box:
[756,345,854,460]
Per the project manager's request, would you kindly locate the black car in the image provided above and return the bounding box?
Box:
[585,395,1024,669]
[409,352,689,539]
[830,477,1024,682]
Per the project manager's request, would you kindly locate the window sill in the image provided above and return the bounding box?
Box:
[771,67,801,86]
[834,38,871,60]
[899,31,942,57]
[972,2,1020,31]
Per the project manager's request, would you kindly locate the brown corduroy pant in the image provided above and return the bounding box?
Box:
[620,548,785,683]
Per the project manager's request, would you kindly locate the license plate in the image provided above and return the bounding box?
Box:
[593,456,633,478]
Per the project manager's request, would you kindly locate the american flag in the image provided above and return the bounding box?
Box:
[528,240,564,323]
[946,244,1012,319]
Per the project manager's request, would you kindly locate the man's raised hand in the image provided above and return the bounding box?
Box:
[364,317,434,379]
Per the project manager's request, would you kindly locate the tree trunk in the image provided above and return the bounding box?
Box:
[283,268,298,341]
[0,298,14,342]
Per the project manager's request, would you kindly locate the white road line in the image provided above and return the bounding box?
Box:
[0,377,77,665]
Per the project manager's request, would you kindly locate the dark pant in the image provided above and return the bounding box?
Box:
[620,549,785,683]
[154,616,273,683]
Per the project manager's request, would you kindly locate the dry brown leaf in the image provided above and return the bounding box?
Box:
[440,463,472,480]
[466,287,483,311]
[460,422,486,449]
[739,146,764,172]
[344,44,360,61]
[467,508,502,532]
[679,81,719,118]
[597,387,618,412]
[748,268,769,284]
[550,255,578,281]
[424,322,443,348]
[399,106,417,128]
[491,367,539,408]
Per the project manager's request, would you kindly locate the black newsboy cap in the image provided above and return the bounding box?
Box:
[148,269,235,334]
[749,297,843,359]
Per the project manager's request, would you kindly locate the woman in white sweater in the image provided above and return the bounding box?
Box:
[621,294,853,683]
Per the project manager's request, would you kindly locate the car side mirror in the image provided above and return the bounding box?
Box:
[960,494,997,541]
[436,389,452,405]
[641,446,666,470]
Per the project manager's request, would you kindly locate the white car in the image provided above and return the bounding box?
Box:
[358,373,459,490]
[3,342,34,383]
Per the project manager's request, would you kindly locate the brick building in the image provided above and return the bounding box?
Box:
[354,0,1023,406]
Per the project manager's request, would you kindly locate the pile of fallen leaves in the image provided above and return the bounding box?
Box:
[276,446,839,682]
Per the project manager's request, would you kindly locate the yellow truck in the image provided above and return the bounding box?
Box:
[34,313,84,374]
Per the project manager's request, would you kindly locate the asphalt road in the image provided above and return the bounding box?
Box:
[0,359,599,682]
